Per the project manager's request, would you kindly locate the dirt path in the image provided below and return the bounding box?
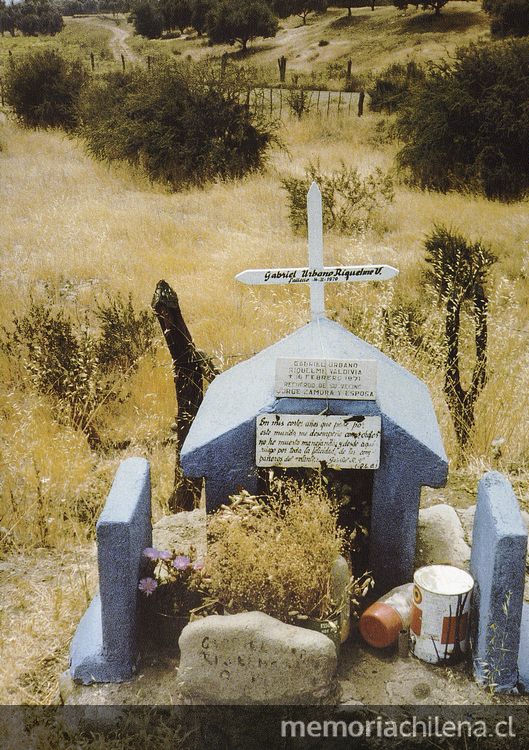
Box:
[73,15,140,63]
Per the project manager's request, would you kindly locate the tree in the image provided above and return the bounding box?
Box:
[189,0,211,33]
[206,0,278,49]
[368,61,425,114]
[0,0,17,34]
[131,0,163,37]
[10,0,64,35]
[393,0,449,16]
[4,48,86,129]
[332,0,376,15]
[274,0,328,24]
[81,63,274,187]
[160,0,192,32]
[483,0,529,37]
[424,226,496,452]
[395,39,529,200]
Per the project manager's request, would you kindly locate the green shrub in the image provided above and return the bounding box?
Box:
[287,88,312,119]
[130,0,164,37]
[483,0,529,38]
[282,160,394,234]
[395,39,529,200]
[368,61,425,114]
[4,49,87,130]
[1,294,157,444]
[80,62,274,189]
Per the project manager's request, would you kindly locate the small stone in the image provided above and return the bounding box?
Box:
[153,508,206,559]
[177,611,338,704]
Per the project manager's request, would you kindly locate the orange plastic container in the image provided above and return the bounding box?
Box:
[359,583,413,648]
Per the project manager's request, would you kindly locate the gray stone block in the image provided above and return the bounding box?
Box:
[177,612,338,704]
[470,471,527,692]
[70,457,152,684]
[416,504,470,570]
[517,603,529,692]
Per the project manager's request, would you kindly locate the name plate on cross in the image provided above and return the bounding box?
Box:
[275,357,377,400]
[256,414,381,470]
[235,181,398,320]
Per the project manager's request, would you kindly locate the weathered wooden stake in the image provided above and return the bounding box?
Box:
[147,55,151,70]
[326,90,331,118]
[121,53,125,72]
[278,55,287,83]
[90,51,95,71]
[220,51,228,78]
[316,88,321,113]
[337,89,342,116]
[270,86,273,114]
[358,89,365,117]
[346,59,352,86]
[151,280,216,511]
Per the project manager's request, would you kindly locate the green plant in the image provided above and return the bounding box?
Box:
[206,0,278,50]
[4,49,87,130]
[395,39,529,201]
[368,61,425,114]
[131,0,164,37]
[424,225,497,452]
[483,0,529,38]
[287,87,312,119]
[282,160,394,234]
[202,482,373,624]
[138,546,204,616]
[0,293,157,446]
[81,61,274,189]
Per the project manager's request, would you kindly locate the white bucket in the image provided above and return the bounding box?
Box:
[410,565,474,665]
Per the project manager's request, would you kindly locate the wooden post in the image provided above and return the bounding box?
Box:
[358,89,365,117]
[316,89,321,113]
[147,55,151,71]
[151,280,215,512]
[278,55,287,83]
[270,86,273,114]
[0,78,4,107]
[221,51,228,78]
[279,86,283,117]
[326,90,331,118]
[90,51,95,71]
[348,90,353,114]
[346,59,352,87]
[121,53,125,72]
[337,89,342,116]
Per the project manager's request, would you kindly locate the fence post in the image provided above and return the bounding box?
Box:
[90,51,95,71]
[278,55,287,83]
[348,90,353,114]
[270,86,273,115]
[346,59,352,87]
[337,90,342,116]
[147,55,151,71]
[358,89,365,117]
[121,53,125,73]
[316,89,321,114]
[221,51,228,78]
[279,86,282,117]
[326,90,331,118]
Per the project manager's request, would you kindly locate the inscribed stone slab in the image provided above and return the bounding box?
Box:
[275,357,377,400]
[256,413,381,469]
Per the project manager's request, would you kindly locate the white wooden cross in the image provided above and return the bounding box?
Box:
[236,182,399,321]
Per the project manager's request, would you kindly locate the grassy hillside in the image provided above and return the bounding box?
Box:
[128,2,490,85]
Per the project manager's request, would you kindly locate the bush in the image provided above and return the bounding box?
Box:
[0,294,157,444]
[395,39,529,200]
[131,0,164,37]
[368,61,425,114]
[81,62,274,188]
[204,482,372,623]
[205,0,278,50]
[483,0,529,38]
[4,49,87,130]
[282,160,394,234]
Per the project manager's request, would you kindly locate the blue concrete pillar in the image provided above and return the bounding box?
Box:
[70,457,152,684]
[470,471,527,692]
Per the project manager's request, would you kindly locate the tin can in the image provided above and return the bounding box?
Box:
[410,565,474,665]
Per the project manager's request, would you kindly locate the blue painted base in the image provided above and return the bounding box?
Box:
[70,595,138,685]
[517,602,529,693]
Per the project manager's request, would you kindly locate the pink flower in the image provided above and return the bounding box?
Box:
[173,555,191,570]
[142,547,160,560]
[157,550,172,560]
[138,577,158,596]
